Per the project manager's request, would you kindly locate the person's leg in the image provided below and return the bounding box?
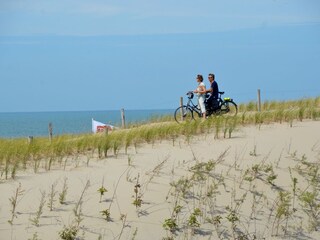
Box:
[199,97,206,119]
[212,97,219,110]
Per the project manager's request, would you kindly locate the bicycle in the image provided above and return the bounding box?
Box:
[174,91,238,123]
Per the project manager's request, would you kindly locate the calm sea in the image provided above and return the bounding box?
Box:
[0,109,173,138]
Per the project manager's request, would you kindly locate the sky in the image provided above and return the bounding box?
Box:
[0,0,320,112]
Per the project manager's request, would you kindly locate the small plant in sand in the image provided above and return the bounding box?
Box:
[131,227,138,240]
[266,171,277,185]
[59,225,78,240]
[207,215,223,238]
[225,188,247,239]
[48,181,58,211]
[98,186,108,203]
[163,201,182,235]
[299,190,320,231]
[73,180,90,227]
[28,232,40,240]
[132,175,142,209]
[289,168,298,211]
[243,164,260,183]
[190,162,211,181]
[30,191,46,226]
[127,155,133,166]
[226,206,240,233]
[263,164,278,186]
[226,206,240,238]
[117,214,129,239]
[59,177,68,204]
[188,208,202,234]
[8,183,24,224]
[170,176,193,199]
[145,156,170,191]
[249,144,258,157]
[163,218,178,233]
[98,178,108,203]
[100,209,111,221]
[272,191,292,236]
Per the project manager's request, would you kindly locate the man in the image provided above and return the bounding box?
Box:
[206,73,219,110]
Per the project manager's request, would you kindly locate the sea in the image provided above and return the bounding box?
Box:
[0,109,174,139]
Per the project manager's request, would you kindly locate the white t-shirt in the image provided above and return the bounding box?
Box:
[197,82,206,97]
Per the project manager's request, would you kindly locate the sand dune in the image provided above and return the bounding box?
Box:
[1,120,320,240]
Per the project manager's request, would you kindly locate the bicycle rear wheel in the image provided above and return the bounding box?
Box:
[220,101,238,117]
[174,106,194,123]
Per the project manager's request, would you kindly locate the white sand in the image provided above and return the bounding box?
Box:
[0,120,320,239]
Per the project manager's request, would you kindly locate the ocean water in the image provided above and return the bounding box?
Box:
[0,109,173,138]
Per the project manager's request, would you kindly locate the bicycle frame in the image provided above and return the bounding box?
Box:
[185,93,202,117]
[174,91,237,123]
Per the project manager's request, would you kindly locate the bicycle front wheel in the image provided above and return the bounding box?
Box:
[220,101,238,117]
[174,106,194,123]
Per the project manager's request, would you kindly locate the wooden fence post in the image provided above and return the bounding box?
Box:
[121,108,126,129]
[180,97,184,121]
[257,89,261,112]
[48,122,53,142]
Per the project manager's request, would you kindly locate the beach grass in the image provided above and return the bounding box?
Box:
[0,96,320,181]
[0,96,320,239]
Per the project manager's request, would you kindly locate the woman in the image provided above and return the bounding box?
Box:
[194,74,206,119]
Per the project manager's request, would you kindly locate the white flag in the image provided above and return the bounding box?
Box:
[92,119,114,134]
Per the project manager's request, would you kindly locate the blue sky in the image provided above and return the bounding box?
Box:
[0,0,320,112]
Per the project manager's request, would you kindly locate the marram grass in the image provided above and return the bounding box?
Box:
[0,97,319,180]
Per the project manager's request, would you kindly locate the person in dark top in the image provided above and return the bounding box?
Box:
[206,73,219,110]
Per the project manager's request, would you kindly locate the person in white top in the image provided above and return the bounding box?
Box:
[193,74,206,119]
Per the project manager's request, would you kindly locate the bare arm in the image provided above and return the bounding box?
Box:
[206,86,213,94]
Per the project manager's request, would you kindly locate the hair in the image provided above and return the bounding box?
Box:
[196,74,203,82]
[208,73,215,80]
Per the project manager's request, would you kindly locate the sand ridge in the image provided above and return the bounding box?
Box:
[0,121,320,239]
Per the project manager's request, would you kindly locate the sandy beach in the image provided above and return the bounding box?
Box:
[1,120,320,240]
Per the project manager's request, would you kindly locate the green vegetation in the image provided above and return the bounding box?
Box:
[1,96,320,239]
[8,183,24,224]
[0,97,319,181]
[30,191,46,226]
[59,177,68,204]
[100,209,111,221]
[59,225,78,240]
[98,178,108,203]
